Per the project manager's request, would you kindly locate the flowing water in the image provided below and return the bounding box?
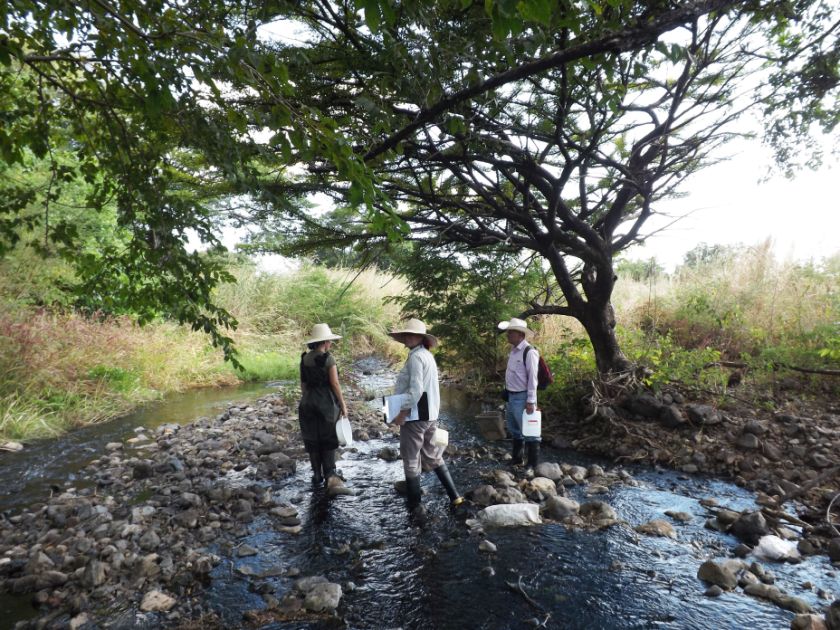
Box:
[1,362,837,629]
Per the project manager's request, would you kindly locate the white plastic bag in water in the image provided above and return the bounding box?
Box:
[752,534,801,561]
[477,503,542,527]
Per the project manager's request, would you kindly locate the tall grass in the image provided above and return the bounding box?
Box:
[535,245,839,397]
[0,262,408,441]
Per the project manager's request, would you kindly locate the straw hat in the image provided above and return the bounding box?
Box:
[388,318,439,348]
[305,323,342,345]
[497,317,534,336]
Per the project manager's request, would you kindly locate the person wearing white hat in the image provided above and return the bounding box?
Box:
[388,318,464,514]
[498,317,541,474]
[299,323,348,489]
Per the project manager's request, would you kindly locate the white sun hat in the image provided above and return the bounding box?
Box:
[497,317,534,336]
[305,323,342,345]
[388,318,439,348]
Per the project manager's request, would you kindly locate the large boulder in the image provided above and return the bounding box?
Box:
[730,511,770,546]
[697,560,738,590]
[526,477,558,500]
[534,462,564,481]
[495,486,527,504]
[304,582,343,612]
[543,497,580,521]
[635,519,677,539]
[791,614,828,630]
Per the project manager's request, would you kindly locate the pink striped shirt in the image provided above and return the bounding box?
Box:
[505,340,539,404]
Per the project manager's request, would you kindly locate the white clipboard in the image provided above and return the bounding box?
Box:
[382,394,419,423]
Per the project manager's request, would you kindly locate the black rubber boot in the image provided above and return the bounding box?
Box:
[525,441,540,476]
[405,476,422,511]
[308,452,324,486]
[433,464,465,506]
[511,439,524,466]
[321,449,337,481]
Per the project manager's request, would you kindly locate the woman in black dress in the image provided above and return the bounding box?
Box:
[299,323,348,487]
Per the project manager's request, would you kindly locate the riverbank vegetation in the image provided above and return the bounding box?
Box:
[0,256,404,441]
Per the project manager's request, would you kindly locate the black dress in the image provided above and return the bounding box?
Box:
[298,350,340,453]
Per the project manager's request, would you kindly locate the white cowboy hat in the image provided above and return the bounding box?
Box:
[388,318,439,348]
[497,317,534,336]
[305,323,342,345]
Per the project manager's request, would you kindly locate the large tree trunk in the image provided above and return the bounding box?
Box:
[579,300,633,375]
[578,261,634,375]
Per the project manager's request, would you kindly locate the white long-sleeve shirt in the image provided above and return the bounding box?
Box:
[505,340,539,404]
[394,345,440,421]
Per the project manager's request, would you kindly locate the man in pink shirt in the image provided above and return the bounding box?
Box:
[498,317,540,475]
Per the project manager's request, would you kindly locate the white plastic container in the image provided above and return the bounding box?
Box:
[432,427,449,448]
[521,409,542,438]
[335,416,353,447]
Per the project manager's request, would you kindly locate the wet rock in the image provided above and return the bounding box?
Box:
[495,487,527,504]
[378,447,400,462]
[69,613,91,630]
[664,510,692,523]
[715,509,740,528]
[744,582,781,600]
[791,614,828,630]
[534,462,564,481]
[579,501,617,526]
[296,575,329,592]
[733,543,753,558]
[568,466,588,483]
[304,582,343,612]
[237,545,258,557]
[270,505,298,519]
[479,540,497,553]
[730,511,769,545]
[0,441,24,452]
[829,539,840,562]
[704,585,723,597]
[470,485,499,507]
[543,497,580,521]
[105,442,123,451]
[140,589,176,612]
[587,464,606,478]
[635,519,677,539]
[775,595,812,615]
[526,477,557,500]
[697,560,738,590]
[491,470,517,487]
